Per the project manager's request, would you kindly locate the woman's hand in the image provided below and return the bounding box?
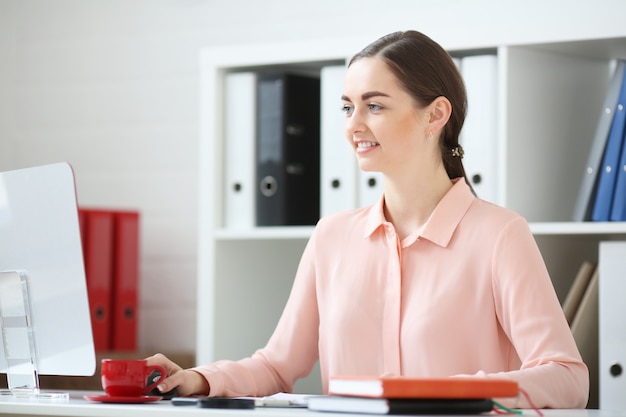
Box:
[145,353,210,397]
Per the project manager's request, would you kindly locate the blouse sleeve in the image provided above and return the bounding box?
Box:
[192,229,321,397]
[485,216,589,408]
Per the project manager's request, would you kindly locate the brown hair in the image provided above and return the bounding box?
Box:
[349,30,474,193]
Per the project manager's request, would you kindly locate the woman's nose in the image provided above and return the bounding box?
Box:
[345,108,365,135]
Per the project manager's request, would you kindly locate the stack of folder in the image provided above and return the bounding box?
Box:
[573,59,626,221]
[78,208,140,352]
[307,376,518,415]
[224,70,321,228]
[222,55,501,225]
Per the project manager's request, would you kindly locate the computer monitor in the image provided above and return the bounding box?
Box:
[0,162,95,396]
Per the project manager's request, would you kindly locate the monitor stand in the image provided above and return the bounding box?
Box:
[0,270,68,402]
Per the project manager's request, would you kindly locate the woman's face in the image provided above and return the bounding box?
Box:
[341,57,430,174]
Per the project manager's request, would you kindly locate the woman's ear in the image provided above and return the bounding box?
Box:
[427,96,452,135]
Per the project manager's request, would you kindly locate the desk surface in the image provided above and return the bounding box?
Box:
[0,391,623,417]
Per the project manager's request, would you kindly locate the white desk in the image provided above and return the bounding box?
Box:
[0,392,624,417]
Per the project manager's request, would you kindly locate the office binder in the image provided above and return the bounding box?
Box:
[224,72,256,229]
[570,267,599,408]
[609,118,626,220]
[255,72,321,226]
[599,241,626,410]
[591,66,626,221]
[320,64,357,216]
[82,209,115,351]
[358,171,384,207]
[562,260,596,326]
[460,54,498,203]
[111,211,140,351]
[573,60,626,221]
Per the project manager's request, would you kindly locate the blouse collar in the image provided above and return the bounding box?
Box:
[363,178,475,248]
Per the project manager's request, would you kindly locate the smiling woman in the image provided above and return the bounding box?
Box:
[342,57,453,196]
[343,31,469,189]
[147,30,589,410]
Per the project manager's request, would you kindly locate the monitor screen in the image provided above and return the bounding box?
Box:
[0,162,95,383]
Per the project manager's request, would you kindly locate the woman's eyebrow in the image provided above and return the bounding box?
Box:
[341,91,390,102]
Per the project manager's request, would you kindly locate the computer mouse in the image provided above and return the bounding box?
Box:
[147,369,178,400]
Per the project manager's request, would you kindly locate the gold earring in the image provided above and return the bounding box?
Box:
[451,146,464,159]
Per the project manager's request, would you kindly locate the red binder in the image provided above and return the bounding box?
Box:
[111,211,140,351]
[82,209,115,352]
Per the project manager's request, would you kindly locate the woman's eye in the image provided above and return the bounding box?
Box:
[341,105,353,115]
[368,103,382,111]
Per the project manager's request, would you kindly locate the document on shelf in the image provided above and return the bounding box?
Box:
[591,64,626,221]
[224,71,256,229]
[573,60,626,221]
[358,171,384,208]
[321,64,358,216]
[459,54,499,204]
[599,241,626,410]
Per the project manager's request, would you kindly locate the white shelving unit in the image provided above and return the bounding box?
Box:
[197,34,626,399]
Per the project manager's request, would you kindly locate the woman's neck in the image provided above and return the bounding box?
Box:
[382,166,453,240]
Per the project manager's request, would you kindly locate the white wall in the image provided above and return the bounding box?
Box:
[1,0,625,355]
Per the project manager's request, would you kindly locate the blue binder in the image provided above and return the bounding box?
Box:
[610,123,626,220]
[591,67,626,221]
[573,60,626,221]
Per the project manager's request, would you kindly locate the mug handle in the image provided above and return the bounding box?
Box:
[144,365,167,395]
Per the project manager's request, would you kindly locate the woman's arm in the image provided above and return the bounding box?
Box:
[488,216,589,408]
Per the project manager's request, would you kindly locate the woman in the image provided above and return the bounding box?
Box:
[148,30,589,409]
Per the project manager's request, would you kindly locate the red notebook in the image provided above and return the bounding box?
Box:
[328,376,519,399]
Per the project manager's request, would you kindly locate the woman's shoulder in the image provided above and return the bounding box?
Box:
[469,197,529,228]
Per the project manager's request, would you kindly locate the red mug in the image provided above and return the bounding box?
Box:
[101,359,167,397]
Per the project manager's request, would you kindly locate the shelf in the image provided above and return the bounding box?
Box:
[527,36,626,60]
[214,226,314,240]
[213,222,626,240]
[197,31,626,400]
[529,221,626,235]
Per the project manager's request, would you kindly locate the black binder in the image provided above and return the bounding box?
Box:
[255,72,321,226]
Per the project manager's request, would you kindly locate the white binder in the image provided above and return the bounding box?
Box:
[321,65,358,216]
[224,72,256,229]
[460,54,499,203]
[358,171,384,208]
[599,241,626,410]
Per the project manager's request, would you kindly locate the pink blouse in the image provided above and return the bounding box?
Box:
[193,179,589,408]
